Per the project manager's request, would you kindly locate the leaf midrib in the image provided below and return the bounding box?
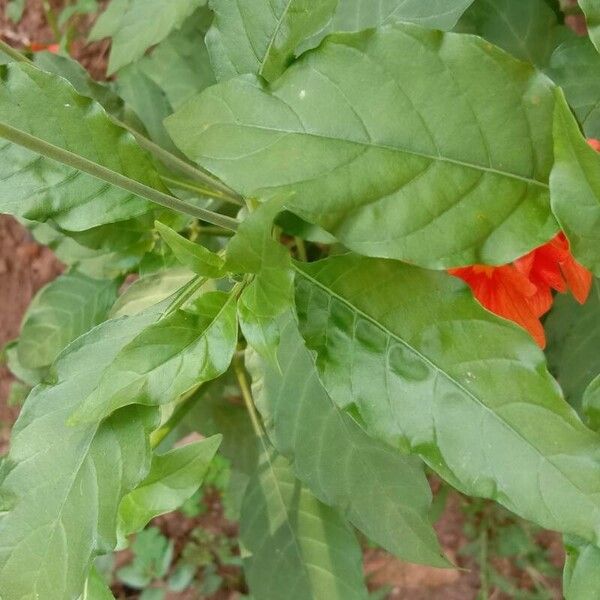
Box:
[206,122,549,189]
[259,0,294,76]
[294,265,595,505]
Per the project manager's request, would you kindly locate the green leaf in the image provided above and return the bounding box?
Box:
[547,37,600,138]
[227,199,293,363]
[455,0,567,67]
[294,254,600,546]
[206,0,338,83]
[240,445,368,600]
[545,280,600,411]
[168,24,558,269]
[17,271,118,370]
[81,566,114,600]
[90,0,205,74]
[110,267,195,318]
[0,309,162,600]
[74,291,238,423]
[119,435,221,536]
[584,375,600,431]
[155,221,225,277]
[123,8,216,112]
[550,90,600,275]
[247,316,447,567]
[305,0,476,49]
[0,62,156,231]
[579,0,600,54]
[33,52,124,115]
[563,537,600,600]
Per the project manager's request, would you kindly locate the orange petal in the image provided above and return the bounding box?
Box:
[561,256,593,304]
[588,138,600,152]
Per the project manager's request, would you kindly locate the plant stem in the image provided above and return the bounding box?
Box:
[234,355,263,438]
[197,226,235,238]
[563,5,583,16]
[295,237,308,262]
[479,521,490,599]
[161,174,242,206]
[164,275,209,317]
[150,382,213,449]
[118,124,244,206]
[0,121,239,231]
[0,39,32,63]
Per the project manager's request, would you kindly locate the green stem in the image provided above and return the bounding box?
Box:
[0,120,239,231]
[479,520,489,599]
[234,355,263,438]
[197,226,235,238]
[150,384,207,449]
[0,39,32,64]
[295,237,308,262]
[161,174,242,206]
[118,124,244,206]
[164,276,209,317]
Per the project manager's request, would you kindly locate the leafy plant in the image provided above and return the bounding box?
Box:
[1,0,600,598]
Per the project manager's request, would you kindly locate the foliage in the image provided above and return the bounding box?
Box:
[1,0,600,598]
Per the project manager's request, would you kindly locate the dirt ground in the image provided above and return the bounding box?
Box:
[0,1,567,598]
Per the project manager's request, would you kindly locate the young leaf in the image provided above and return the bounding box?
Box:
[548,37,600,138]
[90,0,205,74]
[110,267,195,318]
[456,0,567,67]
[545,279,600,411]
[155,221,225,277]
[563,537,600,600]
[119,435,222,536]
[0,310,163,600]
[206,0,338,83]
[247,317,448,567]
[240,445,368,600]
[168,25,558,269]
[579,0,600,54]
[17,271,118,370]
[227,198,293,363]
[551,90,600,275]
[74,291,238,423]
[294,254,600,546]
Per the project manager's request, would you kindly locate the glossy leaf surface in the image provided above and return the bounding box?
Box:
[168,25,558,269]
[247,317,447,566]
[294,254,600,545]
[75,291,238,423]
[119,435,221,535]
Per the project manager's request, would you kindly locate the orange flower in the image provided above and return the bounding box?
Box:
[515,233,592,304]
[29,42,59,53]
[449,234,592,348]
[449,264,547,347]
[587,138,600,152]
